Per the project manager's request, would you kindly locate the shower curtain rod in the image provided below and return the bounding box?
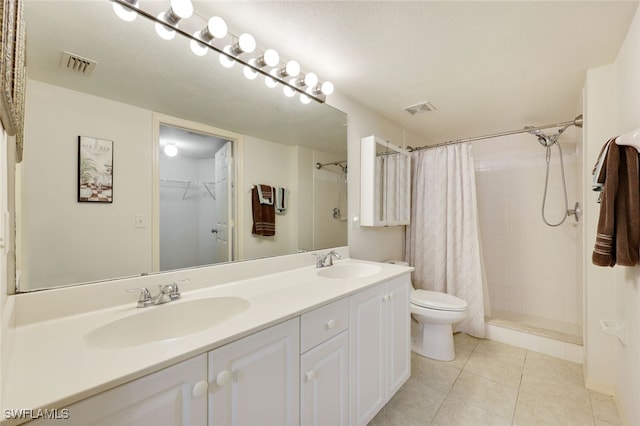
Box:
[315,160,347,170]
[408,115,584,152]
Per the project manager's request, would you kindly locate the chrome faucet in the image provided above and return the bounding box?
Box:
[127,278,190,308]
[312,250,342,268]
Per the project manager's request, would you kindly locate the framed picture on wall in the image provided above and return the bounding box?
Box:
[78,136,113,203]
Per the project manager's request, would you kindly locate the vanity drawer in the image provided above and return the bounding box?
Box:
[301,298,349,353]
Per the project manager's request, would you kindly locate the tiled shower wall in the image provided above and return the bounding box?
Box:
[472,133,581,327]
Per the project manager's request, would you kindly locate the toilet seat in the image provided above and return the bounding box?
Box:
[411,289,468,312]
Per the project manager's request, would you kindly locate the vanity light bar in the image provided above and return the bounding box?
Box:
[110,0,332,104]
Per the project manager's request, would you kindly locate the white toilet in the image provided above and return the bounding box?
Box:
[410,289,469,361]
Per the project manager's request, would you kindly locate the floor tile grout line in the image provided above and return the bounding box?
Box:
[510,350,528,425]
[425,343,471,426]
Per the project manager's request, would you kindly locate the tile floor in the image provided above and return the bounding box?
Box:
[370,334,621,426]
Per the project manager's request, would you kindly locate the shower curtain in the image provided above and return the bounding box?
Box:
[405,142,486,338]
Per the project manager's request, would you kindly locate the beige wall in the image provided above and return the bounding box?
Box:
[242,135,298,259]
[21,80,154,290]
[612,5,640,425]
[583,5,640,424]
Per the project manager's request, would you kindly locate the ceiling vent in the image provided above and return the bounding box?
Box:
[60,51,97,76]
[402,101,436,116]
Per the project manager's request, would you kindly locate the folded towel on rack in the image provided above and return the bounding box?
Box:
[257,184,274,205]
[275,187,286,213]
[592,140,640,267]
[252,185,276,236]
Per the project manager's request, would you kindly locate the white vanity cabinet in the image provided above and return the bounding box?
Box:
[300,299,350,426]
[25,271,412,426]
[30,354,208,426]
[208,318,300,426]
[349,275,411,426]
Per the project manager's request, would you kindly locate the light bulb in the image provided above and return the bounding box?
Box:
[155,13,176,40]
[304,72,318,88]
[265,76,278,88]
[219,45,235,68]
[233,33,256,55]
[243,60,258,80]
[284,60,300,77]
[164,144,178,157]
[257,49,279,68]
[190,31,208,56]
[113,0,138,22]
[170,0,193,20]
[321,81,334,96]
[207,16,228,39]
[300,93,312,104]
[283,81,296,97]
[265,69,278,88]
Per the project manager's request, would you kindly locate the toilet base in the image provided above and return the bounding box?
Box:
[411,320,456,361]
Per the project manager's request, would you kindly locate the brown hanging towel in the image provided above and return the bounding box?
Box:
[251,185,276,236]
[592,140,640,266]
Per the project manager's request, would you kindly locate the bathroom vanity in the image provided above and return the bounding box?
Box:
[3,255,411,426]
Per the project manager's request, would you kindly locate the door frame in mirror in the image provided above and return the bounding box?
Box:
[151,113,245,272]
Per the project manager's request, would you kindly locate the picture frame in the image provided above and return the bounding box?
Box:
[78,136,113,203]
[0,0,26,162]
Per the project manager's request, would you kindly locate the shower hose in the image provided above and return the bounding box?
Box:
[541,142,569,227]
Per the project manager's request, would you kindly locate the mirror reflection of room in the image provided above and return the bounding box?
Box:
[15,0,347,293]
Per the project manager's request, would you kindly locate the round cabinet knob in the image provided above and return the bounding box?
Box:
[388,292,394,300]
[305,370,316,382]
[216,370,232,386]
[325,319,336,330]
[382,294,390,302]
[192,381,208,398]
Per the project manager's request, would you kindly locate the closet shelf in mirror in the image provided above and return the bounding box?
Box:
[160,179,215,200]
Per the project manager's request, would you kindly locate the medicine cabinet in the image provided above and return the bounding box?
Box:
[360,135,411,227]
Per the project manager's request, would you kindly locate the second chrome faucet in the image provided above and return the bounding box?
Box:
[312,250,342,268]
[128,278,190,308]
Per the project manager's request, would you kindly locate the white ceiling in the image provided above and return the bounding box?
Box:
[197,0,638,144]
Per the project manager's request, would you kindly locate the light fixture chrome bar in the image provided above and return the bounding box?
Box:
[409,115,584,152]
[110,0,327,104]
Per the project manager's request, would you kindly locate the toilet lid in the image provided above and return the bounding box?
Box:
[411,289,468,311]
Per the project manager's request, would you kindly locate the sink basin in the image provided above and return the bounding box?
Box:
[317,263,382,279]
[85,296,250,348]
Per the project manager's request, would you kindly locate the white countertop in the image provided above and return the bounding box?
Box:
[2,258,412,423]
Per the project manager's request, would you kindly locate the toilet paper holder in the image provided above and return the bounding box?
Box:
[600,319,628,346]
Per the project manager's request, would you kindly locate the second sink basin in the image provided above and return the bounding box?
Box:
[84,296,250,348]
[317,263,382,279]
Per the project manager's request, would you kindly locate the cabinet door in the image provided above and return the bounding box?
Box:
[208,318,300,426]
[385,277,411,398]
[349,283,386,426]
[300,331,349,426]
[31,355,207,426]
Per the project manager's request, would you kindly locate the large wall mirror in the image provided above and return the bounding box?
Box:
[14,0,347,293]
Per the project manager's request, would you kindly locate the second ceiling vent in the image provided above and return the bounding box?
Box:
[60,51,97,76]
[402,101,436,116]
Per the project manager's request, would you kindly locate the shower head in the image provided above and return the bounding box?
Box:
[525,126,555,146]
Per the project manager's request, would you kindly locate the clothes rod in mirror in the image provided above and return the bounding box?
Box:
[111,0,334,104]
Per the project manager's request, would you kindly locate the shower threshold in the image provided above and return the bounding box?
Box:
[486,309,583,346]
